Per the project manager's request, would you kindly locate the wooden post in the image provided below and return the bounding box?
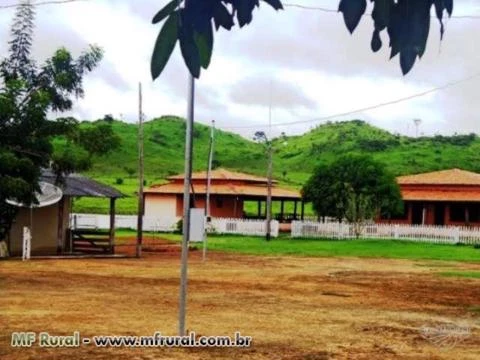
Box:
[56,197,65,255]
[280,199,285,223]
[109,198,116,254]
[136,82,144,258]
[301,201,305,221]
[293,200,298,221]
[465,206,470,226]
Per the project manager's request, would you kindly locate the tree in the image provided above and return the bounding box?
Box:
[151,0,454,79]
[302,155,403,236]
[103,114,114,122]
[0,2,103,240]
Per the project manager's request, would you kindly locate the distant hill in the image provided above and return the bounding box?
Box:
[72,117,480,214]
[274,119,480,180]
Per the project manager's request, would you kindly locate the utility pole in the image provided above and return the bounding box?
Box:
[266,142,273,241]
[204,120,215,261]
[178,70,195,336]
[253,129,273,241]
[136,82,144,258]
[265,83,273,242]
[413,118,422,138]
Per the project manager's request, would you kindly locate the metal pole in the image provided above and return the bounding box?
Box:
[179,73,195,336]
[266,83,273,241]
[204,120,215,261]
[136,82,144,258]
[266,143,273,241]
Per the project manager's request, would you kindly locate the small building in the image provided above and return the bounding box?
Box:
[385,168,480,226]
[7,170,123,257]
[144,168,303,222]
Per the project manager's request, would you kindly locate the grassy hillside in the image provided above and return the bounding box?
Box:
[275,119,480,178]
[73,117,480,214]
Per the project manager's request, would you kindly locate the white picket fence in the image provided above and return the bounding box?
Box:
[71,214,279,237]
[210,218,279,237]
[70,214,179,232]
[291,221,480,245]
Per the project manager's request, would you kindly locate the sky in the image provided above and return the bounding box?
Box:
[0,0,479,139]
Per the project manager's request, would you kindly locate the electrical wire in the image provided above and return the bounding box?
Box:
[0,0,479,19]
[0,0,90,9]
[283,3,480,19]
[223,72,480,130]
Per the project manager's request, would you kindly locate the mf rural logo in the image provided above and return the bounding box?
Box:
[419,322,473,349]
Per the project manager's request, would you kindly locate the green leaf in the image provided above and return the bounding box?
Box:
[152,0,179,24]
[213,3,234,30]
[151,12,178,80]
[194,23,214,69]
[178,12,201,78]
[339,0,367,34]
[236,0,257,27]
[371,30,382,52]
[262,0,283,10]
[400,49,417,75]
[371,0,393,31]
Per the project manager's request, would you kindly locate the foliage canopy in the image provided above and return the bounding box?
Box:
[151,0,454,79]
[302,154,403,226]
[0,2,118,241]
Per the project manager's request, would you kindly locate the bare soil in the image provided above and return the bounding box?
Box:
[1,237,479,359]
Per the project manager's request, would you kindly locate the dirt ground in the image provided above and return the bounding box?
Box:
[1,237,479,359]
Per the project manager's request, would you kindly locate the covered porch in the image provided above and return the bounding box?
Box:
[403,201,480,226]
[7,171,124,257]
[243,196,307,223]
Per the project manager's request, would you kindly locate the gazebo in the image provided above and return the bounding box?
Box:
[7,170,123,256]
[144,168,303,222]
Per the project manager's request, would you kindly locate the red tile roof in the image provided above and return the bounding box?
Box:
[397,168,480,186]
[144,183,301,199]
[167,168,275,183]
[402,189,480,202]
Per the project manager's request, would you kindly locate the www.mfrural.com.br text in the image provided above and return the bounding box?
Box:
[11,331,252,348]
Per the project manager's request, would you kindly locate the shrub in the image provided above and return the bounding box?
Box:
[175,219,183,234]
[116,178,124,185]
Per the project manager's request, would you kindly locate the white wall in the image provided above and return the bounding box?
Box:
[144,194,177,218]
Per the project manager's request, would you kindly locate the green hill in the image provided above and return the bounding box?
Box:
[74,117,480,214]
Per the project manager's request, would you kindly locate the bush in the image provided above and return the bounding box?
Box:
[175,219,183,234]
[116,178,124,185]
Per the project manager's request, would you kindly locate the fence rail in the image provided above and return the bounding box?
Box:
[291,221,480,244]
[71,214,279,238]
[210,218,279,237]
[71,214,179,233]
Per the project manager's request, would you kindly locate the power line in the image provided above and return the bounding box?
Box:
[224,72,480,130]
[0,0,90,9]
[283,3,480,19]
[1,0,479,19]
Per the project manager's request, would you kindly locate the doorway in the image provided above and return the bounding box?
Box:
[411,203,423,225]
[434,204,445,225]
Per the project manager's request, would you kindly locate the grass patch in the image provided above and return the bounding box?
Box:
[439,271,480,279]
[468,306,480,314]
[144,233,480,262]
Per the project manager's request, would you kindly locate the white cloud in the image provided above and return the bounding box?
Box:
[1,0,479,138]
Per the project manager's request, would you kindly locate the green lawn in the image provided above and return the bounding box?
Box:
[134,233,480,262]
[439,271,480,279]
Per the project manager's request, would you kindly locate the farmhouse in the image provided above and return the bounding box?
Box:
[144,168,302,222]
[6,170,123,257]
[385,168,480,226]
